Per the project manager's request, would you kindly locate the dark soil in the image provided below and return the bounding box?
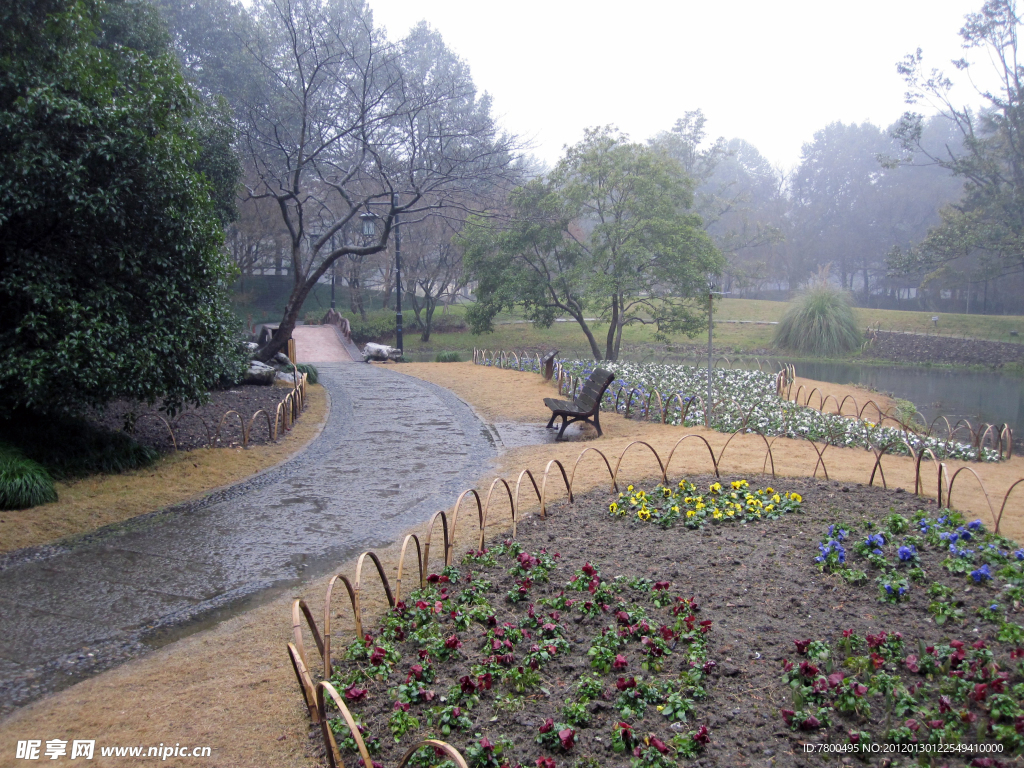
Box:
[312,476,1024,768]
[862,332,1024,369]
[87,385,293,453]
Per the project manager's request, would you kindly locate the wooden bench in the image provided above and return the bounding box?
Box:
[544,368,615,440]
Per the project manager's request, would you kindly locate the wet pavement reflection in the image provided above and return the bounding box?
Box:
[0,364,499,714]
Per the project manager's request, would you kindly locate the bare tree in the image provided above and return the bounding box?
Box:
[226,192,287,293]
[402,212,467,341]
[239,0,517,359]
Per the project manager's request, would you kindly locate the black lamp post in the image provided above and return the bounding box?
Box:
[361,197,402,354]
[329,234,336,310]
[705,277,730,427]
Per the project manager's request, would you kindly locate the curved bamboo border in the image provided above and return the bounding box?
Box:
[422,511,450,577]
[448,490,483,565]
[396,534,423,603]
[316,681,375,768]
[397,740,470,768]
[133,373,308,452]
[322,575,358,676]
[480,479,515,549]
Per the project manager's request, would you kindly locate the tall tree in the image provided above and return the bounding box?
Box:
[651,111,782,292]
[891,0,1024,286]
[463,127,723,362]
[233,1,515,359]
[402,212,467,341]
[0,0,243,417]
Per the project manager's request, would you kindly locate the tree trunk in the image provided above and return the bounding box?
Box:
[348,261,366,320]
[257,279,312,361]
[381,264,393,310]
[565,302,602,360]
[421,296,437,342]
[604,295,620,361]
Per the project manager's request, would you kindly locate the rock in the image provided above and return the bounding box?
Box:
[243,341,259,352]
[242,360,276,385]
[274,352,291,366]
[276,371,299,385]
[362,342,402,362]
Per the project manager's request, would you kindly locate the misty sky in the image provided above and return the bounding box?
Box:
[368,0,996,171]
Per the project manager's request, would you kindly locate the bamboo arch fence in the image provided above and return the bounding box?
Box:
[471,349,1014,460]
[128,373,308,451]
[288,433,1024,766]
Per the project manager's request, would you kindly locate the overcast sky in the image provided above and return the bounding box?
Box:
[368,0,995,172]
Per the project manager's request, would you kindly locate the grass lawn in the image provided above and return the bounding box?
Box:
[396,299,1024,361]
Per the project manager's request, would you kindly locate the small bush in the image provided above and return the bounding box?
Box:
[1,412,158,480]
[348,312,398,344]
[893,398,918,425]
[423,315,468,334]
[304,310,327,325]
[281,363,320,385]
[214,339,255,389]
[435,351,462,363]
[0,446,58,509]
[773,283,861,357]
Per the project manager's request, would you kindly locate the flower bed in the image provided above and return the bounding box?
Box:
[794,510,1024,754]
[555,360,1000,462]
[307,475,1023,766]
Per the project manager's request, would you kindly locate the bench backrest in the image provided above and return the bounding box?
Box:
[576,368,615,414]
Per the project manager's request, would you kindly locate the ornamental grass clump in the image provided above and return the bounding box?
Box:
[0,445,58,509]
[773,283,862,357]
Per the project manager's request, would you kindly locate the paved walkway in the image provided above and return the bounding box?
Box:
[0,363,496,715]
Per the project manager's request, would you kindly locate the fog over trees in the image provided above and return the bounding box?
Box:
[120,0,1024,360]
[159,0,1024,331]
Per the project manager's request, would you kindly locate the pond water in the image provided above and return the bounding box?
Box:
[784,360,1024,442]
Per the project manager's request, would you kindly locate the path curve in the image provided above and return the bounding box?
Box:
[0,362,495,715]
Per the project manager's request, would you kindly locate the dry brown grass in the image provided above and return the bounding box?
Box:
[0,384,328,555]
[1,364,1022,768]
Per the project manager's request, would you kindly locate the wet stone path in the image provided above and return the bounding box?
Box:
[0,363,497,715]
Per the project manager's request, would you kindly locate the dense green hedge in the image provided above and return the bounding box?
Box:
[1,412,157,481]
